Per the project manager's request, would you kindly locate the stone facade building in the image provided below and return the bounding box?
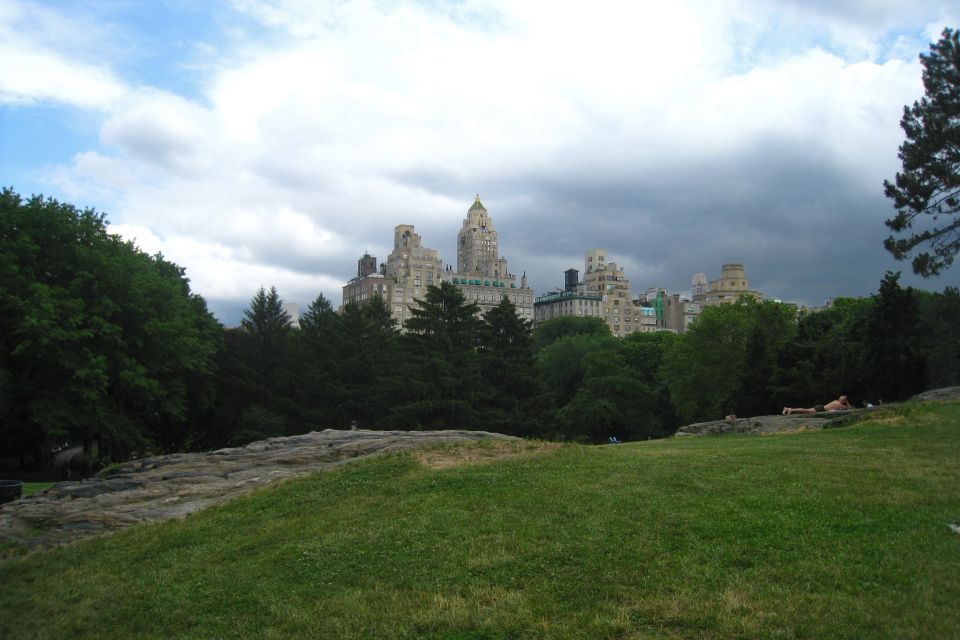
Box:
[342,197,533,327]
[661,294,702,333]
[533,269,604,324]
[581,249,639,337]
[443,196,534,322]
[535,250,659,338]
[692,263,762,307]
[341,225,445,327]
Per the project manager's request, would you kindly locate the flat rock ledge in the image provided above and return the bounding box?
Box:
[675,411,855,437]
[675,386,960,437]
[0,429,516,550]
[910,386,960,403]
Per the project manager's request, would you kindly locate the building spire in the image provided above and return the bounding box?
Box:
[469,194,487,212]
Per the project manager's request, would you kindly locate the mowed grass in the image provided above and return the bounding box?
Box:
[1,403,958,639]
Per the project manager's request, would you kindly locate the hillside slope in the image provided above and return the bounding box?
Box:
[1,403,959,639]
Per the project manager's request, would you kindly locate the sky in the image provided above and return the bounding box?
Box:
[2,0,959,325]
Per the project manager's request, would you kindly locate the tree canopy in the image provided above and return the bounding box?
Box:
[0,189,221,465]
[884,27,960,276]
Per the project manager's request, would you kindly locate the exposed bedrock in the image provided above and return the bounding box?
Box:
[0,429,517,550]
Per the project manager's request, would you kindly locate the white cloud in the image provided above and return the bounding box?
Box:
[0,44,126,108]
[8,0,959,319]
[0,1,128,108]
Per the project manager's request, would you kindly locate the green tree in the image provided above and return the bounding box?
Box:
[211,287,298,446]
[661,302,753,424]
[732,300,797,417]
[240,286,294,411]
[537,334,618,410]
[332,295,398,428]
[533,315,611,351]
[389,282,482,429]
[774,297,872,408]
[660,298,797,423]
[241,286,293,382]
[557,349,655,442]
[884,28,960,276]
[477,297,549,436]
[542,331,678,442]
[918,286,960,387]
[0,189,221,466]
[621,331,680,436]
[862,272,926,401]
[294,293,340,428]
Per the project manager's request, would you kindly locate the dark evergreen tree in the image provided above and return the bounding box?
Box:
[918,286,960,387]
[389,282,482,429]
[884,28,960,276]
[212,286,298,446]
[863,272,926,401]
[332,294,398,428]
[241,286,293,383]
[295,293,340,428]
[732,300,797,417]
[477,297,549,436]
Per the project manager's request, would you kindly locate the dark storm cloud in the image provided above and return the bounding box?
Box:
[462,134,960,307]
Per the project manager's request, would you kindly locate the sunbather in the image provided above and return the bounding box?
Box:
[782,395,851,415]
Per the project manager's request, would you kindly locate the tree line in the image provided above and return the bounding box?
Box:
[2,189,959,473]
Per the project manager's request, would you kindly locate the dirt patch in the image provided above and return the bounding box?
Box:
[414,440,559,470]
[871,416,905,425]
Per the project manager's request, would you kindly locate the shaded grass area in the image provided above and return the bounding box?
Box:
[22,482,54,497]
[1,403,958,639]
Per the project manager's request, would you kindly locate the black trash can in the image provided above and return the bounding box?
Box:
[0,480,24,504]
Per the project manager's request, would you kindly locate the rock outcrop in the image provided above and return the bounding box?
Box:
[0,429,517,550]
[675,411,855,437]
[910,386,960,403]
[676,386,960,437]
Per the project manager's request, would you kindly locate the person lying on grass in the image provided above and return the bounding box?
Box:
[782,395,852,415]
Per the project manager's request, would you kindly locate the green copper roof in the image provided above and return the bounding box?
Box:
[469,194,487,212]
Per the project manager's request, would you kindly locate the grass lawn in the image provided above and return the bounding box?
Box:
[1,402,958,639]
[22,482,54,498]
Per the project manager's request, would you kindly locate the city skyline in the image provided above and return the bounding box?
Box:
[3,2,960,325]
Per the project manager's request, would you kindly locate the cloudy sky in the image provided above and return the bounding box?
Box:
[3,1,959,324]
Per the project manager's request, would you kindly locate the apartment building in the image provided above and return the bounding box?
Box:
[343,196,534,327]
[444,196,534,321]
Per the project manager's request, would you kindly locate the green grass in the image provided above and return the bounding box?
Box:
[1,403,959,639]
[22,482,54,497]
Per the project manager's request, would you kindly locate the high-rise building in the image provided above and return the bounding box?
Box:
[384,225,443,325]
[444,196,534,321]
[581,249,638,337]
[342,226,444,327]
[342,197,533,327]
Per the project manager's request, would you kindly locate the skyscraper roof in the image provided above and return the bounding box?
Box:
[469,194,487,212]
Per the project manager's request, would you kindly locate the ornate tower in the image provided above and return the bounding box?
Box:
[457,195,505,277]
